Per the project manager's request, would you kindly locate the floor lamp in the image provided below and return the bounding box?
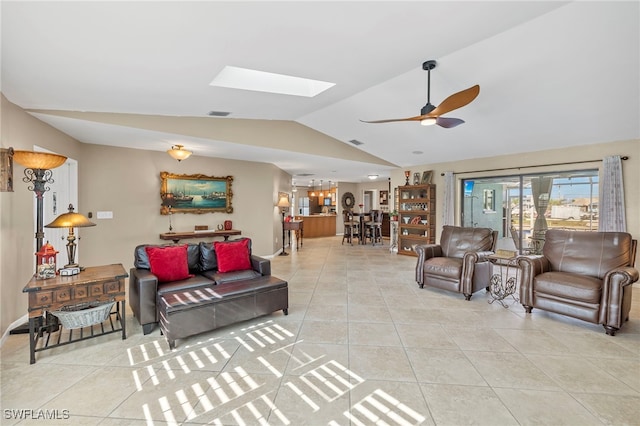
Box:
[11,150,68,334]
[13,150,68,268]
[277,195,291,256]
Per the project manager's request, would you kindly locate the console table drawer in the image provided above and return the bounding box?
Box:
[73,285,89,299]
[30,291,53,309]
[104,280,121,294]
[54,288,72,303]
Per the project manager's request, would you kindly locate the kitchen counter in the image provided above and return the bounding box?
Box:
[297,214,336,238]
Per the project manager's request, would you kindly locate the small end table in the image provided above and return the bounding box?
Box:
[487,251,520,308]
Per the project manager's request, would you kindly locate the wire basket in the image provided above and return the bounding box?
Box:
[51,301,115,329]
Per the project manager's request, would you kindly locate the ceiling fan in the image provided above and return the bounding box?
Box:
[361,60,479,128]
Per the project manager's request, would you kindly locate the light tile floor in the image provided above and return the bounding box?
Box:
[1,236,639,425]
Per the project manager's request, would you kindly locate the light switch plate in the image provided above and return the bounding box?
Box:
[97,211,113,219]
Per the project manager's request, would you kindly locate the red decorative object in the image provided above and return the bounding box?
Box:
[224,220,232,230]
[145,245,193,282]
[36,241,58,278]
[214,239,251,273]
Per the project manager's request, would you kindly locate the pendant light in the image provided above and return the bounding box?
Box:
[167,144,192,162]
[310,179,316,197]
[319,180,324,197]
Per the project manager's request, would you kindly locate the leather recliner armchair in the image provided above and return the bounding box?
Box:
[518,229,638,335]
[415,226,498,300]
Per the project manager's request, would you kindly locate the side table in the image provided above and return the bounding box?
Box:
[284,220,303,251]
[22,263,128,364]
[487,251,520,308]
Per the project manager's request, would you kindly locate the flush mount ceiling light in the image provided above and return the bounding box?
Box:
[210,66,335,97]
[167,144,192,162]
[368,174,379,180]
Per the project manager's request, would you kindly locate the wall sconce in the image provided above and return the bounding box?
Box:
[276,194,291,256]
[45,203,96,269]
[13,150,68,267]
[0,147,14,192]
[167,144,192,162]
[161,192,176,233]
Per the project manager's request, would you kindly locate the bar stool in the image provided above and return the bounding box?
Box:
[365,210,383,245]
[341,210,359,245]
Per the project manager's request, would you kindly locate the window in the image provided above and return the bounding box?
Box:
[461,169,599,254]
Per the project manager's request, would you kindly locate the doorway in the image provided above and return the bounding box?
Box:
[34,147,78,262]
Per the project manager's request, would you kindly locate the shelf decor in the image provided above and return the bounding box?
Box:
[160,172,233,214]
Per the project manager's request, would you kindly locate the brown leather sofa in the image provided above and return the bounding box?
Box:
[129,238,274,335]
[415,226,498,300]
[518,229,638,335]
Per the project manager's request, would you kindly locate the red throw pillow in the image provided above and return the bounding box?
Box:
[145,245,193,282]
[214,239,251,273]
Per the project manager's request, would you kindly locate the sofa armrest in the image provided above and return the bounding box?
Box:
[414,244,443,285]
[459,251,494,295]
[251,255,271,276]
[600,266,640,326]
[128,268,159,330]
[517,256,550,306]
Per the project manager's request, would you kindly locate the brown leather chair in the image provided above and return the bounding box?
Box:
[415,226,498,300]
[518,229,638,335]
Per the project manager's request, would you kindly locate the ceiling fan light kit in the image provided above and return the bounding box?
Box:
[361,59,479,128]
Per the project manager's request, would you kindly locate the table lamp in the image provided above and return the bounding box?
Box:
[45,203,96,268]
[161,192,176,233]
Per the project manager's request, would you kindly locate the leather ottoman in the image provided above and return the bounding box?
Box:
[158,275,288,349]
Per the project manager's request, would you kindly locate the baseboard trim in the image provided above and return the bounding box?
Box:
[1,314,29,348]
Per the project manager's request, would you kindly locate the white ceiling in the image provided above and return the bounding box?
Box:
[2,1,639,184]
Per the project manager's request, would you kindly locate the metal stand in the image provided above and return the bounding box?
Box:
[487,253,520,308]
[279,211,288,256]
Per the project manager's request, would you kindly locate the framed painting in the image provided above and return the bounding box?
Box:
[421,170,433,184]
[379,190,388,205]
[160,172,233,214]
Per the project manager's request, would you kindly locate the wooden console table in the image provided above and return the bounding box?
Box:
[159,229,241,244]
[23,263,128,364]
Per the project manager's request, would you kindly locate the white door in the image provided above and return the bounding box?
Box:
[33,147,78,266]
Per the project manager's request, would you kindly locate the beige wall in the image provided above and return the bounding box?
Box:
[77,144,287,269]
[390,139,640,254]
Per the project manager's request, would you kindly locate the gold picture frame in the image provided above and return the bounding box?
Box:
[421,170,433,184]
[160,172,233,214]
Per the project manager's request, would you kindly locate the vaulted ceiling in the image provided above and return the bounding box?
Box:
[2,1,638,183]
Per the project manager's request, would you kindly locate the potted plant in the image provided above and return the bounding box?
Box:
[390,210,398,221]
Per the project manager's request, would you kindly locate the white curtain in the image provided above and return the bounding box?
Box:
[599,155,626,232]
[442,171,455,226]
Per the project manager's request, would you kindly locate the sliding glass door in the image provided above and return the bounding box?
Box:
[461,169,599,254]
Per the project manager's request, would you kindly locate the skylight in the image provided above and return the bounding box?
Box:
[210,66,335,97]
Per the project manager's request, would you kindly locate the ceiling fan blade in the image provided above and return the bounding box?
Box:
[360,115,424,124]
[427,85,480,117]
[436,117,465,128]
